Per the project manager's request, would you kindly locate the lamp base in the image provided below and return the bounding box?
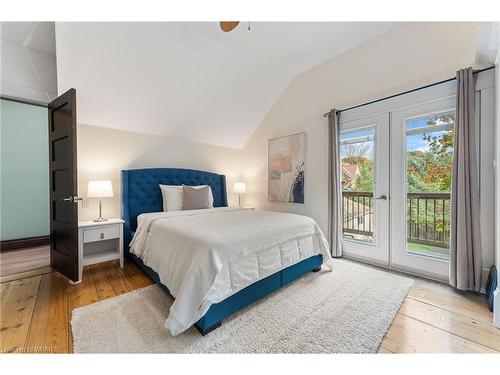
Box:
[93,198,108,222]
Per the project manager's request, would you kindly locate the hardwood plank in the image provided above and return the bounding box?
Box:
[117,260,153,291]
[1,276,42,304]
[408,287,492,322]
[108,262,132,296]
[67,260,133,313]
[382,314,496,353]
[377,345,394,354]
[67,260,132,351]
[0,282,9,300]
[68,271,99,310]
[0,276,41,353]
[25,273,69,353]
[399,298,500,351]
[0,267,52,284]
[0,297,39,353]
[89,261,120,301]
[0,245,50,277]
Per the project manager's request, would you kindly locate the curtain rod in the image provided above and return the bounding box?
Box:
[322,65,495,118]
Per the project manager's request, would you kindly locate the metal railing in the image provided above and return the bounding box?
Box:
[342,191,451,248]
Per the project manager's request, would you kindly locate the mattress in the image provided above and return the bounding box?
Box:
[130,207,333,335]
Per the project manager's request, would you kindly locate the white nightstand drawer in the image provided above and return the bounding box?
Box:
[83,225,120,243]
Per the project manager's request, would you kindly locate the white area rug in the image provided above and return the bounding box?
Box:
[71,259,413,353]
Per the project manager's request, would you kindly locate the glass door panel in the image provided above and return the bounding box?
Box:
[390,98,455,280]
[339,113,390,266]
[340,128,375,244]
[405,111,454,260]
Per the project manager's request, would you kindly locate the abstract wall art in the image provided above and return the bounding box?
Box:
[268,132,305,203]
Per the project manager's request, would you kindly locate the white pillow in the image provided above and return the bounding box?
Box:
[159,185,184,211]
[159,184,214,211]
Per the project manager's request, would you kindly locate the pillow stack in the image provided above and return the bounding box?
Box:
[159,184,214,211]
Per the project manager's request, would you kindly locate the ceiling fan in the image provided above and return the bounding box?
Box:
[219,21,242,32]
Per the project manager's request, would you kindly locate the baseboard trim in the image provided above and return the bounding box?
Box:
[0,235,51,252]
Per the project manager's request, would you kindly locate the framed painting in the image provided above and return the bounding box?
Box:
[268,132,305,203]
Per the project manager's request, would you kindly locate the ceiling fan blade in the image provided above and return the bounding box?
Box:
[220,21,240,32]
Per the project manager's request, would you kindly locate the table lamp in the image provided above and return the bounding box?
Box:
[88,180,113,222]
[233,182,246,208]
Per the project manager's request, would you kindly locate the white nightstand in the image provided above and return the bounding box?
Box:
[78,219,124,283]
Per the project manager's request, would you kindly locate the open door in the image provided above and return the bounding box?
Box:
[48,88,79,283]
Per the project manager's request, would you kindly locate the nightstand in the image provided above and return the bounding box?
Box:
[78,219,124,283]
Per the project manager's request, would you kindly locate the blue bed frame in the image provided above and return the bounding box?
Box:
[121,168,323,335]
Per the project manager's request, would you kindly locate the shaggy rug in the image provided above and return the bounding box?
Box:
[71,259,413,353]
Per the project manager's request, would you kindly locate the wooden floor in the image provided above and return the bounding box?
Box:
[0,246,50,278]
[0,259,498,353]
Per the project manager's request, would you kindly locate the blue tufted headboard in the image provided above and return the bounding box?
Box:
[121,168,228,256]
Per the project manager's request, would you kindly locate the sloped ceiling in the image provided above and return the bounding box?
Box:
[55,22,400,148]
[1,22,57,103]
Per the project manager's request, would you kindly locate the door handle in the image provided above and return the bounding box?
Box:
[376,195,388,201]
[58,196,83,202]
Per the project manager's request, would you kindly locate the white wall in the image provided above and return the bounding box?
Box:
[77,124,244,222]
[241,22,483,235]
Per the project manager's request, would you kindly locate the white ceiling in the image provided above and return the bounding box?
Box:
[55,22,400,148]
[476,22,500,64]
[1,22,57,103]
[1,22,56,55]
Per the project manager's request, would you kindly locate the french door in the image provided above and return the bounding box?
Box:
[390,97,455,280]
[339,98,455,280]
[339,113,390,266]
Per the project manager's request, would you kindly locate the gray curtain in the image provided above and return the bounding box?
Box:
[328,109,342,257]
[449,67,482,291]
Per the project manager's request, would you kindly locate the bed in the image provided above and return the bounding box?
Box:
[121,168,333,336]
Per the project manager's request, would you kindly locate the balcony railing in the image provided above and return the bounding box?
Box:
[342,191,451,249]
[342,191,374,238]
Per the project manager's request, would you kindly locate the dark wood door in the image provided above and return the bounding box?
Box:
[48,88,79,282]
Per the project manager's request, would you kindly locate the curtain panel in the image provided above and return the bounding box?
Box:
[327,109,343,257]
[449,67,482,291]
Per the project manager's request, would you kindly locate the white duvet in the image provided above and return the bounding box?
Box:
[130,207,333,335]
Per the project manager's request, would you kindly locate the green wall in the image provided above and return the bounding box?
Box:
[0,99,49,241]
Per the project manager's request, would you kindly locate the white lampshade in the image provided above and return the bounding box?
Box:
[233,182,246,194]
[88,180,114,198]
